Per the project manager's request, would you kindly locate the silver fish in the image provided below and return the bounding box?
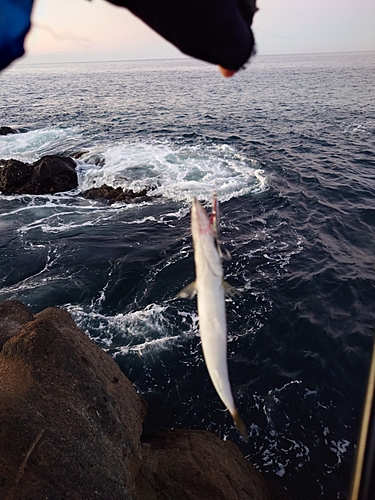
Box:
[178,196,247,439]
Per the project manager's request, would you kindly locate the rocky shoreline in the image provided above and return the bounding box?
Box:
[0,156,78,195]
[0,154,152,203]
[0,300,288,500]
[1,126,290,498]
[0,126,153,202]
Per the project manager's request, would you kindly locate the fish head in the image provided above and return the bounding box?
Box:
[191,197,222,277]
[191,197,213,241]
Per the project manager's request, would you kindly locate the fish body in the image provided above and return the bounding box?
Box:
[179,196,247,439]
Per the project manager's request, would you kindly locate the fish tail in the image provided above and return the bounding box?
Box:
[231,408,249,442]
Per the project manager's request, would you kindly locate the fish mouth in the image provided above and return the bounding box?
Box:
[192,197,205,213]
[191,197,199,217]
[191,197,212,235]
[192,197,205,221]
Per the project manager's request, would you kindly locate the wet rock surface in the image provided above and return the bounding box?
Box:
[0,155,77,195]
[0,150,153,203]
[82,184,151,204]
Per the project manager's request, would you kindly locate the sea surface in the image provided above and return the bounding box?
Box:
[1,52,375,499]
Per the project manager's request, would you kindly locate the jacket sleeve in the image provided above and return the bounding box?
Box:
[0,0,34,71]
[105,0,257,71]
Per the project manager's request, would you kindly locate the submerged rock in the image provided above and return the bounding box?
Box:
[70,150,89,159]
[0,300,274,500]
[0,155,77,195]
[82,184,151,204]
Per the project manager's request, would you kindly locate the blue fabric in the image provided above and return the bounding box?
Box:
[0,0,34,70]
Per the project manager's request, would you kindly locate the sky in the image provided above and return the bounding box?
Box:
[22,0,375,65]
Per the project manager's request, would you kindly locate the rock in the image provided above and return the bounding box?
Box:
[32,156,78,194]
[81,153,106,166]
[0,126,16,135]
[0,300,274,500]
[0,159,33,194]
[0,300,34,350]
[82,184,150,204]
[70,151,89,159]
[0,301,146,500]
[0,155,78,195]
[136,428,271,500]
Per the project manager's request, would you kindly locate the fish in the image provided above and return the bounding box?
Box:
[178,195,248,440]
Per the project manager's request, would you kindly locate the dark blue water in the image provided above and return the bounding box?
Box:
[1,52,375,499]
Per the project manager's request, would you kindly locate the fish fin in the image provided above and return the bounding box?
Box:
[222,280,241,297]
[216,241,231,261]
[177,281,197,299]
[222,247,232,261]
[231,408,249,442]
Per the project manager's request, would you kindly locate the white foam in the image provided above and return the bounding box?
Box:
[77,141,268,203]
[1,128,268,209]
[113,335,181,356]
[66,302,198,355]
[0,128,81,162]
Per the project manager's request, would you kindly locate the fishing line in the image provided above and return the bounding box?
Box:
[32,22,90,45]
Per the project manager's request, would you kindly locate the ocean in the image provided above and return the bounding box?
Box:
[1,52,374,499]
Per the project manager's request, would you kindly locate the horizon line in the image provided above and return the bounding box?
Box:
[13,49,375,68]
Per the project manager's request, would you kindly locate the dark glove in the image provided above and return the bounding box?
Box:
[0,0,257,73]
[106,0,257,71]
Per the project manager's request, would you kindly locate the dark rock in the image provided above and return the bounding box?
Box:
[32,155,77,194]
[0,126,16,135]
[0,300,273,500]
[83,153,106,166]
[136,428,271,500]
[0,155,78,195]
[0,159,33,194]
[70,151,89,159]
[0,301,146,500]
[82,184,150,204]
[0,300,34,350]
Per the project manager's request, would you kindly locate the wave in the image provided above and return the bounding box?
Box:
[0,127,81,162]
[76,141,268,203]
[1,127,269,212]
[65,301,199,356]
